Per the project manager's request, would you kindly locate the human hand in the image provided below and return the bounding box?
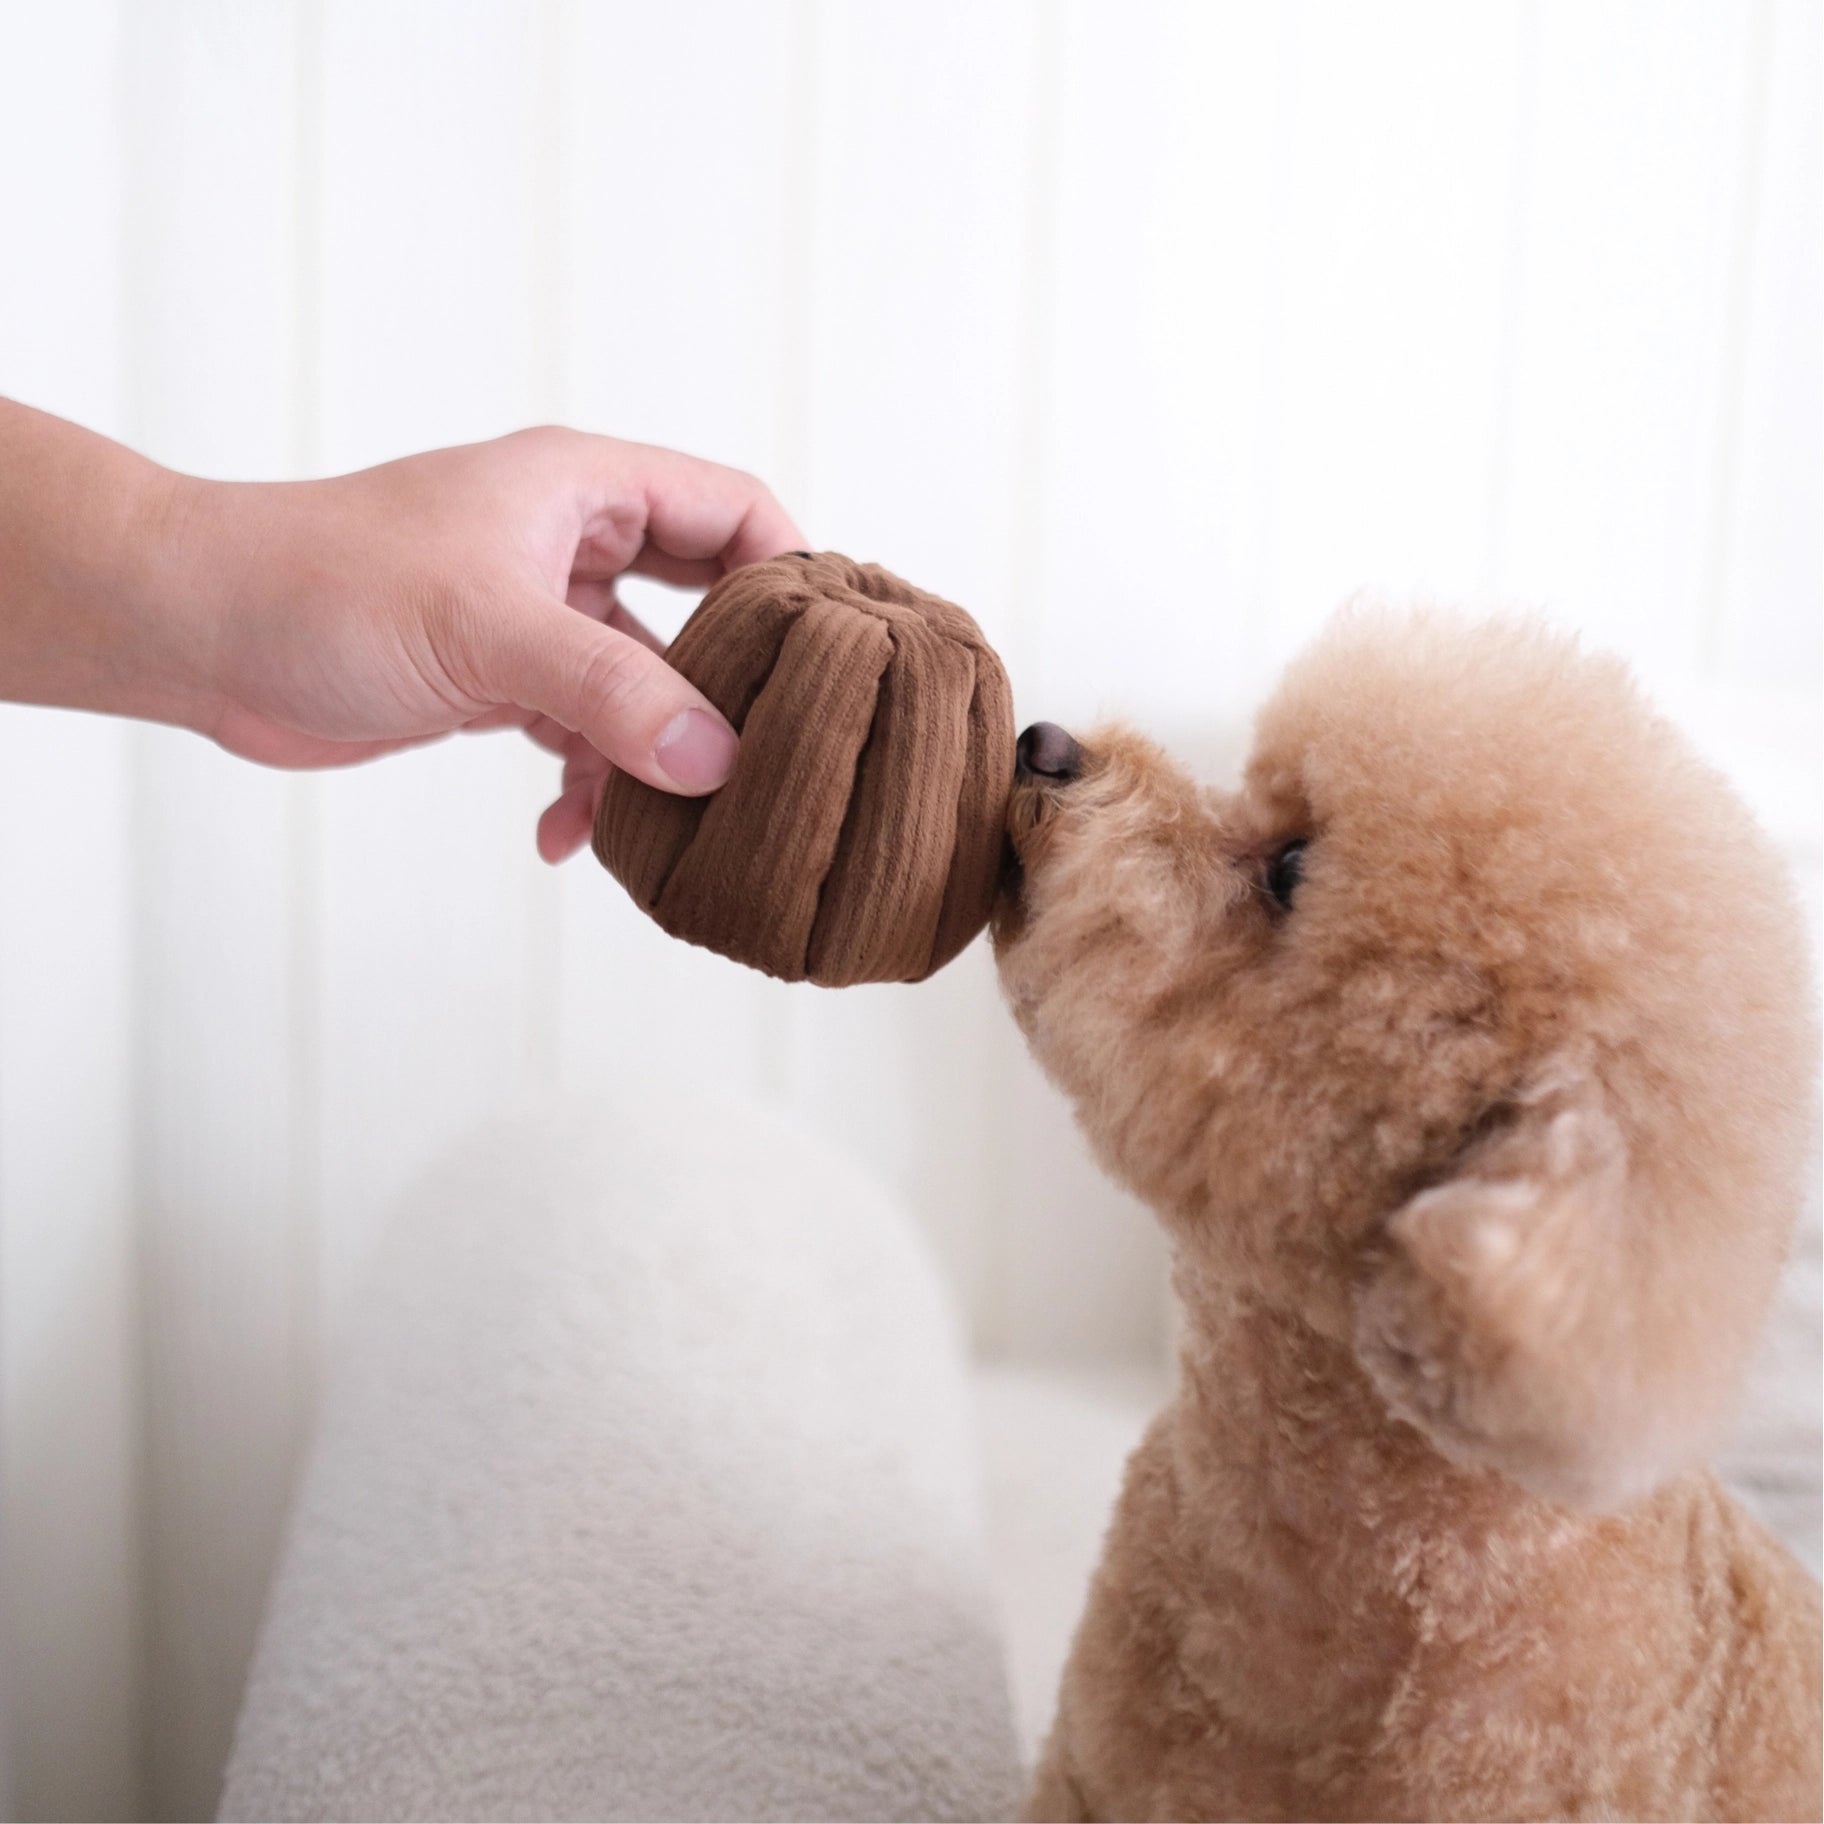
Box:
[0,404,802,862]
[167,426,804,860]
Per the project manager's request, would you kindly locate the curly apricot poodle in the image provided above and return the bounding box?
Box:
[996,611,1820,1822]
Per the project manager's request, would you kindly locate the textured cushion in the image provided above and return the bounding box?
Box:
[594,553,1014,986]
[219,1091,1022,1822]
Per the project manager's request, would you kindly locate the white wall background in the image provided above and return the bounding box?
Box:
[0,2,1816,1817]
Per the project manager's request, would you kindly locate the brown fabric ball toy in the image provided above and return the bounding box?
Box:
[593,552,1015,986]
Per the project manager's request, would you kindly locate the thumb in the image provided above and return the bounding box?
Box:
[488,597,738,795]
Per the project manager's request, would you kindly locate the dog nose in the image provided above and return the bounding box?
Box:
[1016,722,1083,783]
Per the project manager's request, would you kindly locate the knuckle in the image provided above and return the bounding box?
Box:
[575,633,657,731]
[504,423,577,463]
[412,583,489,707]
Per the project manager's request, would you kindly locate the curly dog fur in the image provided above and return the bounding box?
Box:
[994,610,1821,1821]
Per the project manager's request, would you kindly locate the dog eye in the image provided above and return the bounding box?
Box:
[1265,840,1307,909]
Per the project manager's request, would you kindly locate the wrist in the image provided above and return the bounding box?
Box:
[0,402,230,730]
[128,471,265,732]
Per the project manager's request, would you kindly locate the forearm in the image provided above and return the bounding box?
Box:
[0,399,216,725]
[0,406,784,817]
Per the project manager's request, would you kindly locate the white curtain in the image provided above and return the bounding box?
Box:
[0,3,1817,1817]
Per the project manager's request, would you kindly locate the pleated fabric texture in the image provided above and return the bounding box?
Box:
[594,553,1015,986]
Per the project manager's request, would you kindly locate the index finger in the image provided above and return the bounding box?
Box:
[626,545,802,590]
[570,433,807,578]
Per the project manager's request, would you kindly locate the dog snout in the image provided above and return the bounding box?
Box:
[1016,722,1083,784]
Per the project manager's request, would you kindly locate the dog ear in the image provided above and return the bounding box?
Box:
[1352,1066,1710,1510]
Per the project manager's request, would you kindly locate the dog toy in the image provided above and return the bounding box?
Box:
[594,552,1014,986]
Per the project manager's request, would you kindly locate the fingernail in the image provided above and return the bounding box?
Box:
[654,708,738,792]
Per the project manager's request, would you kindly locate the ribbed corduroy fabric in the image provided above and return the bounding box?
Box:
[593,553,1015,986]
